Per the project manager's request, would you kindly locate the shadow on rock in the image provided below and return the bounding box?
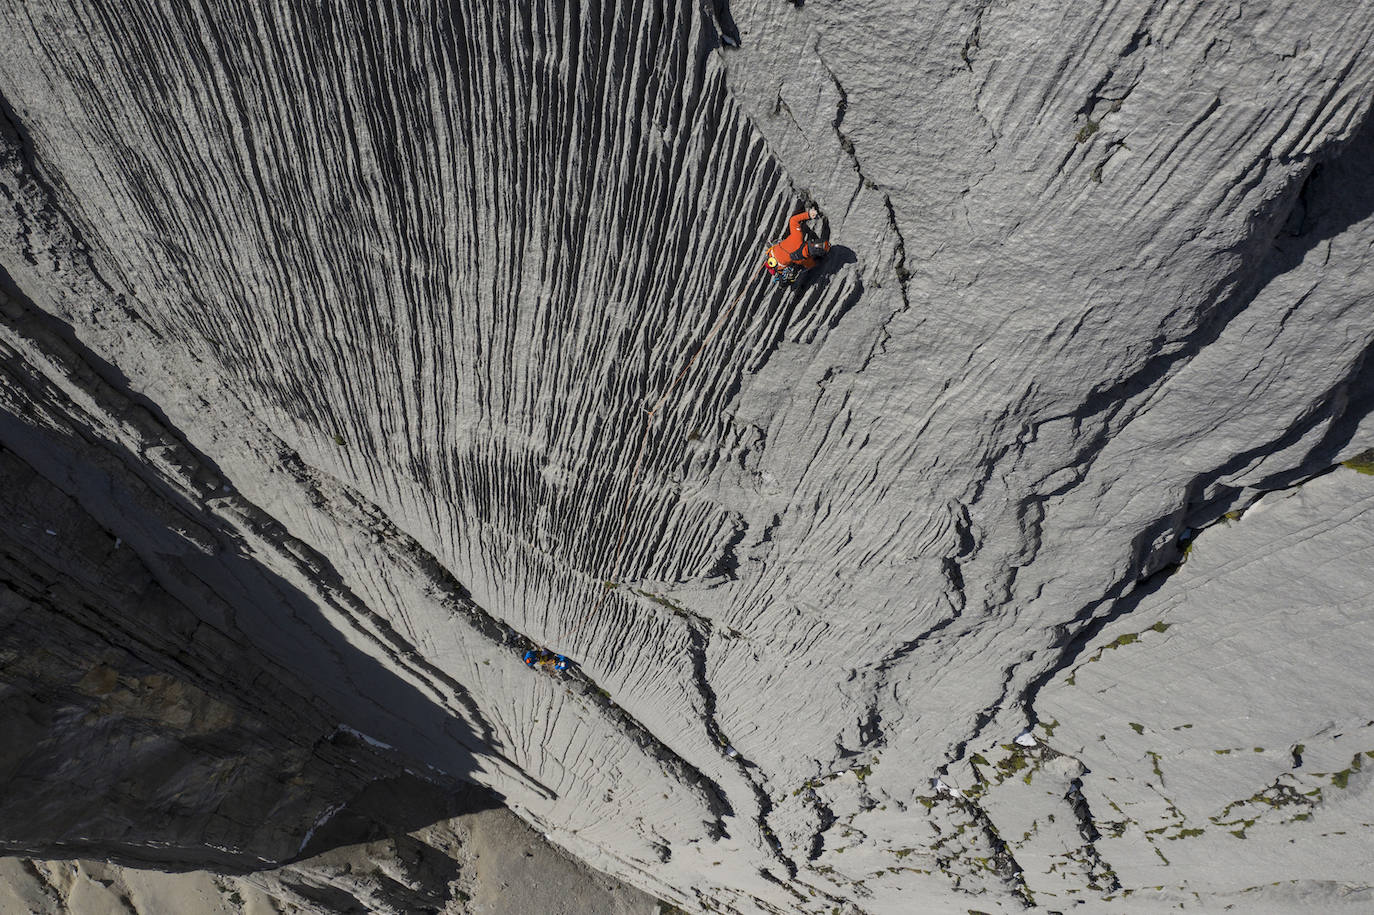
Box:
[803,243,858,290]
[0,276,505,874]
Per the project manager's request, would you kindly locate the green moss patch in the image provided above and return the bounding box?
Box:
[1341,448,1374,474]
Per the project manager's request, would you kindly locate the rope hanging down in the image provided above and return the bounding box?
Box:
[576,268,761,631]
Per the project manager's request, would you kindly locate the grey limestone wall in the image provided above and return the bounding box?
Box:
[1,1,1373,912]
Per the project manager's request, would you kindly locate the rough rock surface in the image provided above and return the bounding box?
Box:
[1,804,657,915]
[1028,464,1374,912]
[1,0,1373,912]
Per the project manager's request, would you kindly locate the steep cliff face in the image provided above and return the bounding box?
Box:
[0,436,487,870]
[1,0,1373,912]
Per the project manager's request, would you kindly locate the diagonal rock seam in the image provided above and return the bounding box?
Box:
[930,98,1374,780]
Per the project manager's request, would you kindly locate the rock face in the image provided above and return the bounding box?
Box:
[1031,465,1374,911]
[2,805,658,915]
[1,0,1373,912]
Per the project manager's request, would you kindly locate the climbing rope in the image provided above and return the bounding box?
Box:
[574,267,762,634]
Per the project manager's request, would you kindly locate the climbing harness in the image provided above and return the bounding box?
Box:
[765,251,802,284]
[769,263,801,285]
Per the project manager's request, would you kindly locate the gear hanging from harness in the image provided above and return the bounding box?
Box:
[523,648,570,672]
[765,254,802,285]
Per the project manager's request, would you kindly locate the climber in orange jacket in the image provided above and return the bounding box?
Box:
[765,207,829,284]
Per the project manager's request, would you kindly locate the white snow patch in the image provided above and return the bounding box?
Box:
[932,777,961,797]
[298,803,345,854]
[335,724,395,751]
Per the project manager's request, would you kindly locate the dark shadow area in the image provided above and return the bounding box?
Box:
[1065,110,1374,439]
[706,1,742,49]
[285,883,372,914]
[0,286,508,873]
[1018,110,1374,713]
[296,771,499,859]
[1181,115,1374,515]
[800,243,858,291]
[1259,343,1374,489]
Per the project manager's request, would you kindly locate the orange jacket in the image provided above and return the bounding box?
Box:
[767,212,819,269]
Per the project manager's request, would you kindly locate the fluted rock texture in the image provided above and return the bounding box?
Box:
[1,0,1373,912]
